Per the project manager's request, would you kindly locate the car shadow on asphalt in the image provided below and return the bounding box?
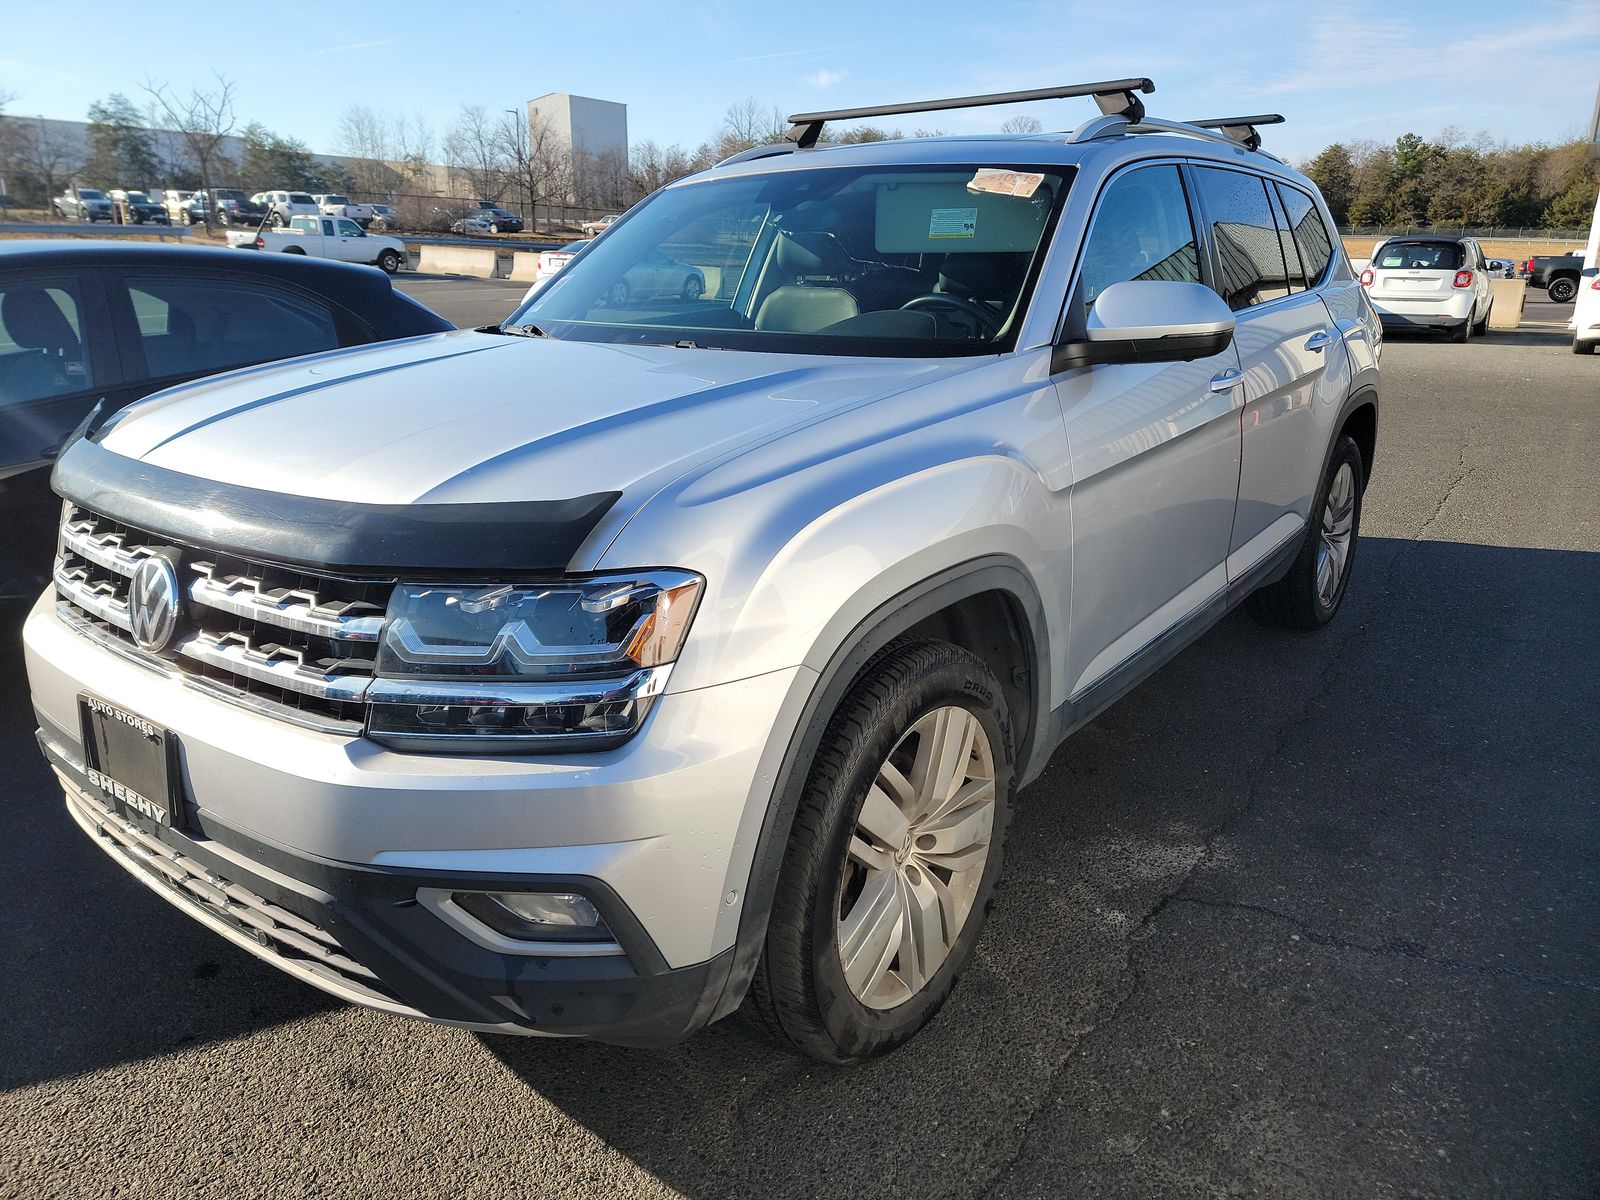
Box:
[475,535,1600,1197]
[2,538,1596,1197]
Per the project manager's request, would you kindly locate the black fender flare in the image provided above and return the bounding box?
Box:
[705,555,1051,1023]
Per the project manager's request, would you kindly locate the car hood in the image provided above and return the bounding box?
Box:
[97,330,967,507]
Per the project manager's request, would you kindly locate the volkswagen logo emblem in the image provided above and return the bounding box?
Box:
[128,556,182,653]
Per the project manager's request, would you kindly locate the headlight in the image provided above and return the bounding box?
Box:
[367,570,702,752]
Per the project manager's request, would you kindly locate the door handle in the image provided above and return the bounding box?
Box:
[1209,368,1242,393]
[1304,329,1335,352]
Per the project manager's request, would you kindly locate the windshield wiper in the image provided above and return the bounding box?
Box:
[483,321,554,339]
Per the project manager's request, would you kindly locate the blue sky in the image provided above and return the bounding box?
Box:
[3,0,1597,164]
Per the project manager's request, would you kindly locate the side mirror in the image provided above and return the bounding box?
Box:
[1054,280,1236,371]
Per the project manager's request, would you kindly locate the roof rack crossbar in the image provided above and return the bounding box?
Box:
[784,77,1155,149]
[1186,114,1285,152]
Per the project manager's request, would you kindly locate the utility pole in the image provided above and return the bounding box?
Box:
[505,107,524,222]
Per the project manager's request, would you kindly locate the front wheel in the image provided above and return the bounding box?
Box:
[270,211,285,228]
[1249,435,1365,629]
[377,249,402,274]
[1547,277,1578,304]
[747,639,1014,1063]
[681,274,704,301]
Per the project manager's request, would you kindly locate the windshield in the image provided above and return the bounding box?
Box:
[79,190,106,199]
[325,195,349,204]
[510,163,1072,357]
[1376,241,1464,271]
[125,192,150,203]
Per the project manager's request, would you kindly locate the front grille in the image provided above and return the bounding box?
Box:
[54,504,393,732]
[61,773,408,1011]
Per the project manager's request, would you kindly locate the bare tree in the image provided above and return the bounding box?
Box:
[10,117,82,206]
[498,109,570,226]
[715,98,787,160]
[1002,115,1044,134]
[142,73,237,230]
[443,104,511,205]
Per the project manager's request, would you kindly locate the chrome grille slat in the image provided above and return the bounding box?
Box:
[53,504,388,725]
[190,562,385,643]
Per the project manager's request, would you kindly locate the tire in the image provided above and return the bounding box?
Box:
[183,210,194,226]
[746,638,1015,1063]
[1547,276,1577,304]
[488,223,500,234]
[1249,434,1365,630]
[377,249,401,275]
[1449,317,1471,343]
[681,274,704,301]
[270,211,285,228]
[1574,339,1597,356]
[607,279,629,307]
[1472,303,1490,337]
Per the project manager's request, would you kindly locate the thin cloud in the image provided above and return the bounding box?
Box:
[311,37,398,55]
[805,68,846,89]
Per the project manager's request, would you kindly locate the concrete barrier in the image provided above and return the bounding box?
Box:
[417,244,498,278]
[508,251,541,283]
[1488,278,1527,330]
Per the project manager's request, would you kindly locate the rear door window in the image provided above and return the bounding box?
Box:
[0,278,94,408]
[1275,184,1335,287]
[119,274,344,383]
[1192,167,1293,309]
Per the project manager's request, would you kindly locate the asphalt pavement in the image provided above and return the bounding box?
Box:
[1,291,1595,1199]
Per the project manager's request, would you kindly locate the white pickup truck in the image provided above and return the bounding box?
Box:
[226,215,407,274]
[314,193,376,227]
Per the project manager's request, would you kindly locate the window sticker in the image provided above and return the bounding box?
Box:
[929,207,978,239]
[968,168,1045,198]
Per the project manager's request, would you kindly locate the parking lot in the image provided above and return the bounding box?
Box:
[1,284,1595,1199]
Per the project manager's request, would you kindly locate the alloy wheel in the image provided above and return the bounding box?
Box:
[836,704,996,1010]
[1316,462,1356,607]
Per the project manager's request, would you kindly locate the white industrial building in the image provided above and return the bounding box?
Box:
[526,92,628,200]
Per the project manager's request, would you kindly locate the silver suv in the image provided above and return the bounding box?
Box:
[23,81,1380,1062]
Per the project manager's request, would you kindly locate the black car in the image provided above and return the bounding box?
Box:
[0,240,452,599]
[476,205,524,233]
[185,188,267,226]
[109,191,170,225]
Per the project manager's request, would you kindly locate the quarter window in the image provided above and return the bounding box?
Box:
[1078,164,1201,312]
[1193,167,1292,309]
[1275,183,1335,287]
[123,275,342,382]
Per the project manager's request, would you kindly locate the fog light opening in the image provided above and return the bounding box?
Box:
[453,890,614,943]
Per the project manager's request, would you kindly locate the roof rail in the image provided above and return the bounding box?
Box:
[1187,114,1285,152]
[1067,114,1287,161]
[784,78,1155,149]
[717,142,799,167]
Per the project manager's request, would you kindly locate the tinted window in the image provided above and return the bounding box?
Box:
[290,193,315,204]
[337,220,362,237]
[1375,241,1463,270]
[1194,167,1292,309]
[1078,164,1201,311]
[1268,188,1306,293]
[1276,184,1335,286]
[0,279,93,408]
[124,275,340,382]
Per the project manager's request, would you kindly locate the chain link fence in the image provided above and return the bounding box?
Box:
[345,190,620,235]
[1340,224,1590,243]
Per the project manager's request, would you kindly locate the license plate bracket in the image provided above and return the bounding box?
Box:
[78,694,181,829]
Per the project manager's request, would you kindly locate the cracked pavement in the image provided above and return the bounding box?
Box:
[1,301,1595,1199]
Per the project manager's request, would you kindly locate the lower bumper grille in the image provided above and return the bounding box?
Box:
[60,772,414,1015]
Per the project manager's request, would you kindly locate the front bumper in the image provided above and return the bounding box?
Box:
[24,592,808,1043]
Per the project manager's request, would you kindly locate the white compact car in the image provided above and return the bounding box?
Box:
[1360,236,1493,342]
[1571,263,1600,354]
[24,81,1382,1063]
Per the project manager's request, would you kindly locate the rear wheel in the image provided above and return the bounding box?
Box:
[270,211,285,228]
[1249,435,1364,630]
[1547,277,1578,304]
[1450,317,1471,343]
[681,274,704,301]
[747,639,1014,1063]
[1574,338,1597,356]
[377,249,402,274]
[1472,302,1490,337]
